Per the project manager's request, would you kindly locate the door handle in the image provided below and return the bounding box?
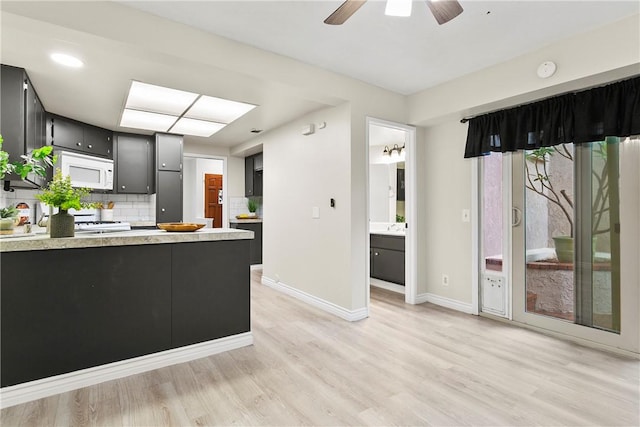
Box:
[512,207,522,227]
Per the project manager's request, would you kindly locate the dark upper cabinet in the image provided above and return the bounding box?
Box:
[0,64,46,188]
[47,114,113,159]
[156,171,182,223]
[156,133,182,171]
[114,133,154,194]
[244,152,263,197]
[245,156,254,196]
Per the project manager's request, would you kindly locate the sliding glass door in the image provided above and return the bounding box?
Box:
[483,137,638,351]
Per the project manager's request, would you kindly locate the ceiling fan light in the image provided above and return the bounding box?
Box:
[385,0,412,17]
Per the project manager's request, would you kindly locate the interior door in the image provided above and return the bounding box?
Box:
[205,173,223,228]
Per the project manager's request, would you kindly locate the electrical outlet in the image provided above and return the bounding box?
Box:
[442,274,450,286]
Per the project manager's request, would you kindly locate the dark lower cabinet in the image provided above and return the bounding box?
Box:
[171,240,250,347]
[370,234,405,285]
[0,245,172,387]
[230,222,262,265]
[0,239,251,388]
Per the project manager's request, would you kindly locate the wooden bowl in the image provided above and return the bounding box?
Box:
[157,223,205,232]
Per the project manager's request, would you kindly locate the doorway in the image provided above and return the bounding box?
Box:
[366,117,417,305]
[204,173,223,228]
[183,154,227,227]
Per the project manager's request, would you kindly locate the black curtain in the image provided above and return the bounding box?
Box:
[464,76,640,158]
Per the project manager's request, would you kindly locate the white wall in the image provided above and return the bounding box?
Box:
[261,103,354,309]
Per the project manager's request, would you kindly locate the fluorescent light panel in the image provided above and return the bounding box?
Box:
[125,81,198,115]
[120,81,257,137]
[171,118,225,137]
[120,109,178,132]
[185,95,256,123]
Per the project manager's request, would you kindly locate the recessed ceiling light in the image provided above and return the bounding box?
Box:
[120,109,178,132]
[170,118,225,137]
[50,53,84,68]
[125,81,199,116]
[185,95,256,123]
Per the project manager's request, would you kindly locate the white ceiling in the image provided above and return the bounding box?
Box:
[1,1,638,151]
[122,0,640,95]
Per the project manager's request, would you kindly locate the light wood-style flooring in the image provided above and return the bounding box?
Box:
[2,269,639,426]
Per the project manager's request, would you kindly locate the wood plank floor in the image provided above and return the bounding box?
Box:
[2,269,639,426]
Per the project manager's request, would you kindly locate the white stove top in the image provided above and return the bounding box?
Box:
[75,222,131,233]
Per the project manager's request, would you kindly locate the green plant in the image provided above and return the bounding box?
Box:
[0,134,56,181]
[247,197,258,213]
[396,214,405,223]
[0,205,18,219]
[36,169,93,211]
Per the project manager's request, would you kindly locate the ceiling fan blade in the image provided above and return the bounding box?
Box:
[324,0,367,25]
[425,0,463,25]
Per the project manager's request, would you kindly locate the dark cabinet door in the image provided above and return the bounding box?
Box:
[156,171,182,223]
[49,115,84,151]
[253,152,263,171]
[24,77,37,154]
[1,245,172,387]
[156,133,182,171]
[245,156,254,196]
[0,65,26,164]
[371,247,405,285]
[83,125,113,158]
[171,240,250,348]
[230,222,262,264]
[115,133,153,194]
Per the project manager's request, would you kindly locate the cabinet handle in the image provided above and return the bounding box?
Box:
[76,142,82,147]
[161,208,166,212]
[121,185,126,189]
[88,144,93,149]
[374,252,379,256]
[162,163,166,167]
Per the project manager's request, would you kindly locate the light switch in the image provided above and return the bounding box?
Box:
[462,209,470,222]
[312,207,320,219]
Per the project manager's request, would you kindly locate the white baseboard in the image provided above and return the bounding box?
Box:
[262,276,368,322]
[0,332,253,409]
[416,293,474,314]
[370,278,406,294]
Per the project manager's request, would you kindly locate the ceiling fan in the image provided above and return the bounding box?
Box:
[324,0,463,25]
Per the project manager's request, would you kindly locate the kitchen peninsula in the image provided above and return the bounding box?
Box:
[0,228,253,405]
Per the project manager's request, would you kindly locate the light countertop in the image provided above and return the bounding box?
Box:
[230,218,262,224]
[0,228,253,253]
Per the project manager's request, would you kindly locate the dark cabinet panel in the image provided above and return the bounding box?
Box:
[114,133,154,194]
[370,234,405,285]
[156,171,182,223]
[245,156,254,196]
[48,114,113,159]
[0,64,46,188]
[397,168,405,201]
[156,133,182,171]
[244,153,263,197]
[83,124,112,158]
[230,222,262,264]
[171,240,251,347]
[1,245,172,387]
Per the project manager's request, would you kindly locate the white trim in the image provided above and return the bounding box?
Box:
[370,278,405,294]
[470,157,480,315]
[415,293,475,314]
[250,264,263,271]
[262,275,369,321]
[0,332,253,409]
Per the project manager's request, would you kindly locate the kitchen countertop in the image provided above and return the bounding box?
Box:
[370,230,405,237]
[0,228,253,253]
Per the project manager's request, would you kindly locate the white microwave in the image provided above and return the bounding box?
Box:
[57,151,114,190]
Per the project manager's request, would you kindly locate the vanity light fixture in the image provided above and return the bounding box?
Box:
[50,53,84,68]
[119,81,257,137]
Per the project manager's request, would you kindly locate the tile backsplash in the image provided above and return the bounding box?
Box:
[230,196,263,218]
[1,188,155,223]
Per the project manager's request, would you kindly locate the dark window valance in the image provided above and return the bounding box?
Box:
[464,76,640,158]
